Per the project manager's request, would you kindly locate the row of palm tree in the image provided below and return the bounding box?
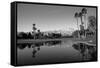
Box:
[74,8,87,38]
[74,8,87,29]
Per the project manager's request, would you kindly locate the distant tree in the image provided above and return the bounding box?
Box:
[72,30,79,38]
[17,32,28,39]
[87,16,96,33]
[28,32,32,39]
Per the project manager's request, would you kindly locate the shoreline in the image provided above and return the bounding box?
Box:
[17,38,96,46]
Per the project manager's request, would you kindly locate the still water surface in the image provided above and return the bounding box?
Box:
[17,40,96,65]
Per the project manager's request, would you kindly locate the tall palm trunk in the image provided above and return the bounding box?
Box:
[84,15,86,38]
[76,18,80,38]
[77,18,78,30]
[74,12,80,38]
[79,13,84,39]
[80,16,83,25]
[84,15,86,29]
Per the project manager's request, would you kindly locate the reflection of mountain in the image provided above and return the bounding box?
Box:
[72,43,97,61]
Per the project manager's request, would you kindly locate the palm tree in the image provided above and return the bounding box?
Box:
[81,8,87,37]
[78,12,85,38]
[32,24,37,39]
[32,24,37,33]
[37,29,40,33]
[82,8,87,28]
[82,8,87,15]
[37,29,41,39]
[79,12,84,25]
[74,12,80,38]
[74,12,79,30]
[74,8,87,39]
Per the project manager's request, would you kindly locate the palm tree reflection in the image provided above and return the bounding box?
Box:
[32,42,43,58]
[32,41,61,58]
[72,43,97,61]
[32,48,37,58]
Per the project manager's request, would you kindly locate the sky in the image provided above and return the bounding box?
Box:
[17,3,96,32]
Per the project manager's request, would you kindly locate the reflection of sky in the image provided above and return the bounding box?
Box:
[17,3,96,32]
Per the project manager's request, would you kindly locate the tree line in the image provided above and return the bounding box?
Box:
[73,8,96,38]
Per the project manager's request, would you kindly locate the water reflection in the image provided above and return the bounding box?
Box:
[32,43,43,58]
[17,43,32,49]
[45,41,61,47]
[17,41,62,58]
[17,40,97,65]
[72,43,97,61]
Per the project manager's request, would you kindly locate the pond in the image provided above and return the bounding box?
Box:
[17,40,97,65]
